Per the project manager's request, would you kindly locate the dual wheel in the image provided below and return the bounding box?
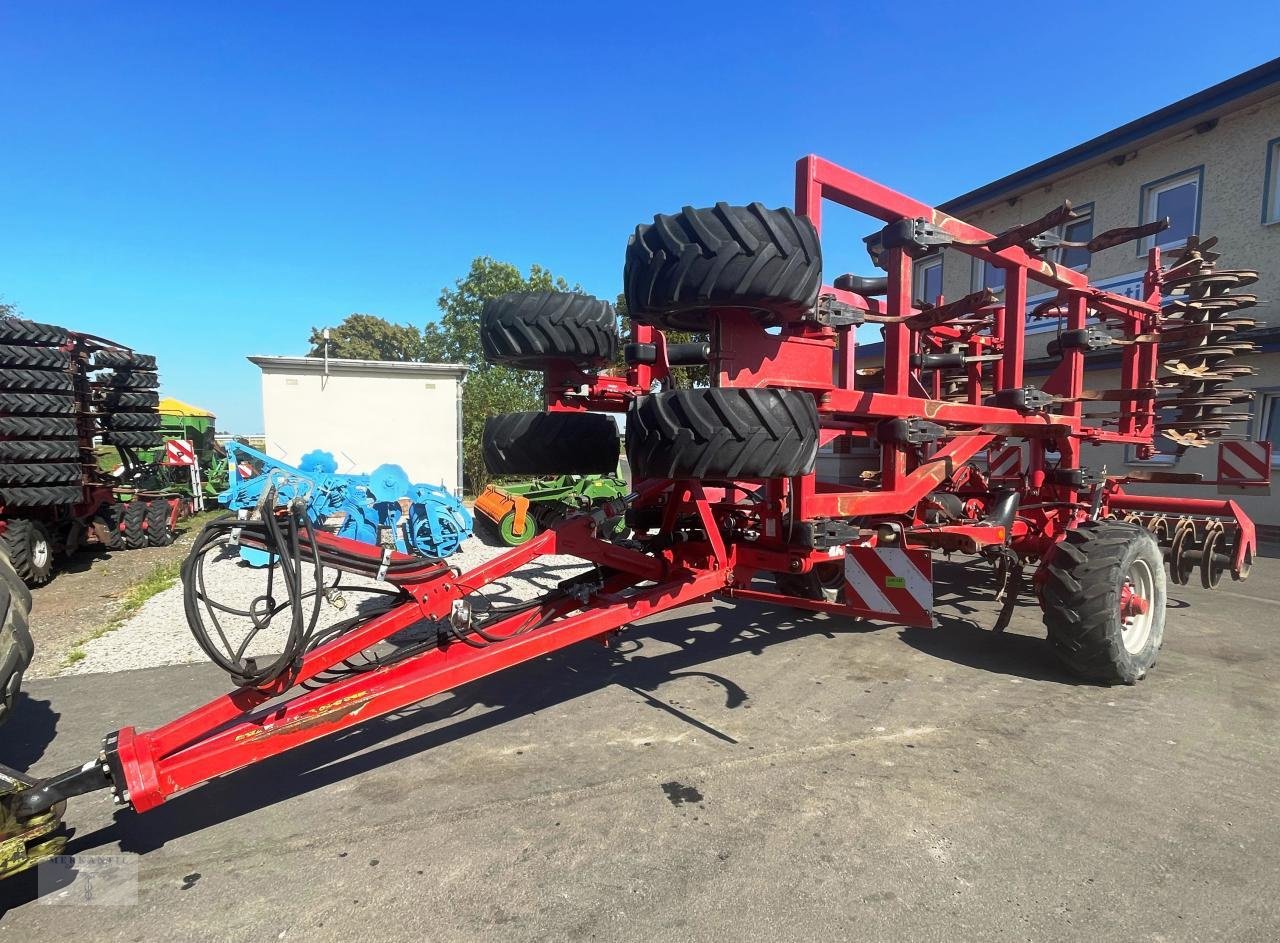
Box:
[479,202,825,482]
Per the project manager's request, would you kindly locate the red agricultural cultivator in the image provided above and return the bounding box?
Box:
[0,155,1268,878]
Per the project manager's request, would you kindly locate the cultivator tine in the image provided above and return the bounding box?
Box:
[0,765,69,880]
[1083,218,1171,253]
[986,201,1080,253]
[1153,237,1260,452]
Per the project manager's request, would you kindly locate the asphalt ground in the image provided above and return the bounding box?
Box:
[1,553,1278,941]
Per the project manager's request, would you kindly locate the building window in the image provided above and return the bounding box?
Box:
[914,256,943,304]
[971,259,1006,293]
[1139,167,1203,252]
[1263,137,1280,225]
[1058,203,1094,269]
[1259,392,1280,466]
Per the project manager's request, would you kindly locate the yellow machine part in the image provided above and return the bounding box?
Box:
[474,485,533,537]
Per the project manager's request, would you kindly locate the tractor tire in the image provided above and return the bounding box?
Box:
[626,387,818,480]
[0,463,82,485]
[0,392,76,415]
[0,368,74,392]
[775,562,846,602]
[1,519,55,586]
[0,544,35,726]
[1041,520,1167,684]
[104,430,166,448]
[0,416,77,437]
[0,439,80,462]
[122,501,149,549]
[0,344,71,369]
[100,389,160,409]
[483,411,620,476]
[92,349,156,370]
[0,485,82,507]
[144,499,175,546]
[481,291,619,371]
[99,370,158,389]
[0,318,69,346]
[624,202,822,331]
[92,504,125,550]
[102,411,162,430]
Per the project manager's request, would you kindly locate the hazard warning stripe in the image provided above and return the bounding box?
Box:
[988,446,1022,477]
[843,547,933,626]
[1219,442,1269,481]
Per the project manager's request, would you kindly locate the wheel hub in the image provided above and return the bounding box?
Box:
[1119,560,1155,654]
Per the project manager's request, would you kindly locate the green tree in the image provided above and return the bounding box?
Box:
[307,314,426,361]
[433,257,583,493]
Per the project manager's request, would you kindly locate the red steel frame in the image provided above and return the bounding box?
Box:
[96,154,1263,814]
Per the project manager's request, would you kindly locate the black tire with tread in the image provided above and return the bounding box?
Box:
[99,370,158,389]
[481,291,618,370]
[123,501,148,549]
[144,500,175,546]
[483,411,620,476]
[0,439,80,462]
[0,318,68,345]
[0,344,71,368]
[99,390,160,409]
[104,430,166,448]
[0,546,35,725]
[92,350,156,370]
[1,519,55,586]
[93,504,125,550]
[1041,520,1167,684]
[0,392,76,415]
[0,485,83,506]
[0,462,81,485]
[0,368,73,392]
[0,416,77,437]
[102,411,162,430]
[624,202,822,331]
[627,387,818,479]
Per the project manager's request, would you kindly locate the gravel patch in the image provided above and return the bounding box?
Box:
[63,535,591,676]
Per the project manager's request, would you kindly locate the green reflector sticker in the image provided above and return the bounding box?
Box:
[885,576,906,589]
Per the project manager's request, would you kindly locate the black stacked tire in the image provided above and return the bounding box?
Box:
[0,463,81,485]
[104,430,165,448]
[92,349,157,370]
[481,292,618,370]
[0,344,71,368]
[624,203,822,331]
[102,412,162,430]
[0,519,55,586]
[99,370,158,389]
[483,411,620,476]
[0,416,77,437]
[100,389,160,409]
[626,388,819,480]
[0,440,79,461]
[0,368,74,392]
[1040,520,1167,684]
[0,486,82,507]
[0,318,69,345]
[0,545,35,725]
[0,392,76,415]
[145,500,175,546]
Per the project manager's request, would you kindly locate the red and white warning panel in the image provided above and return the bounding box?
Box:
[843,546,933,627]
[987,444,1024,479]
[163,438,197,467]
[1217,440,1272,495]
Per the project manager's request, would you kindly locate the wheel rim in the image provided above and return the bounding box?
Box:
[32,535,49,569]
[1119,559,1155,654]
[499,512,536,545]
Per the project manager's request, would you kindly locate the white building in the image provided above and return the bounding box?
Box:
[249,355,466,494]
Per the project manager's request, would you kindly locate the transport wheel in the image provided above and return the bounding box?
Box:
[144,500,175,546]
[624,202,822,331]
[122,501,149,550]
[0,317,68,346]
[0,440,80,462]
[0,519,55,586]
[102,411,162,430]
[498,510,538,546]
[0,392,76,415]
[0,416,78,438]
[626,387,819,479]
[92,504,126,550]
[0,463,81,486]
[775,562,845,602]
[481,291,618,371]
[0,368,74,392]
[0,544,35,726]
[1040,520,1166,684]
[0,344,72,369]
[483,411,620,476]
[0,485,82,507]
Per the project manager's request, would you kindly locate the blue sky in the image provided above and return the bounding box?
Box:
[2,1,1277,432]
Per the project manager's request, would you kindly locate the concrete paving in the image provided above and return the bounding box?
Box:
[2,555,1278,941]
